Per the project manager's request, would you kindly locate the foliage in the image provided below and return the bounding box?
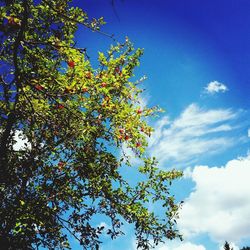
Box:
[241,247,250,250]
[224,241,234,250]
[0,0,183,249]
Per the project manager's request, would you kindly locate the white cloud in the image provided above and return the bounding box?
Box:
[204,81,228,94]
[120,143,143,166]
[13,130,31,151]
[149,104,240,165]
[178,154,250,242]
[171,242,206,250]
[133,240,206,250]
[155,242,206,250]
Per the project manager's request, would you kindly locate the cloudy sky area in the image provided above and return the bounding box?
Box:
[70,0,250,249]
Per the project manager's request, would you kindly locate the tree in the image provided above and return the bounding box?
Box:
[241,247,250,250]
[224,241,234,250]
[0,1,183,249]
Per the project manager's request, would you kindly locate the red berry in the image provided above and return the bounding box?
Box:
[58,161,64,171]
[82,87,88,93]
[140,127,144,132]
[119,128,125,134]
[137,109,142,114]
[57,104,64,109]
[115,67,120,74]
[8,17,17,26]
[35,85,44,91]
[125,135,129,141]
[67,60,75,68]
[136,142,142,148]
[58,162,64,167]
[101,82,107,87]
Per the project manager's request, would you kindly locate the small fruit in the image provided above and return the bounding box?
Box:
[82,87,88,93]
[58,162,65,171]
[125,135,129,141]
[85,72,92,79]
[35,85,44,91]
[115,67,120,74]
[67,60,75,68]
[137,109,142,114]
[118,135,123,140]
[119,128,125,134]
[7,16,21,26]
[8,17,15,25]
[140,127,144,132]
[136,142,142,148]
[101,82,107,87]
[57,104,64,109]
[58,162,64,167]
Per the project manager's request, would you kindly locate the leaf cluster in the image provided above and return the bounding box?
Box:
[0,1,183,249]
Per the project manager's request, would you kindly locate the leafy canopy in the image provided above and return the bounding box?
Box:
[0,0,183,249]
[224,241,234,250]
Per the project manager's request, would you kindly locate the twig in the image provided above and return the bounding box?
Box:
[43,0,116,41]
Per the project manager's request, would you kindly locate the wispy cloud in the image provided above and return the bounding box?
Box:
[179,154,250,243]
[149,104,241,165]
[132,239,206,250]
[154,242,206,250]
[204,81,228,95]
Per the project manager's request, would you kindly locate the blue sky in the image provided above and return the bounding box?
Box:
[70,1,250,249]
